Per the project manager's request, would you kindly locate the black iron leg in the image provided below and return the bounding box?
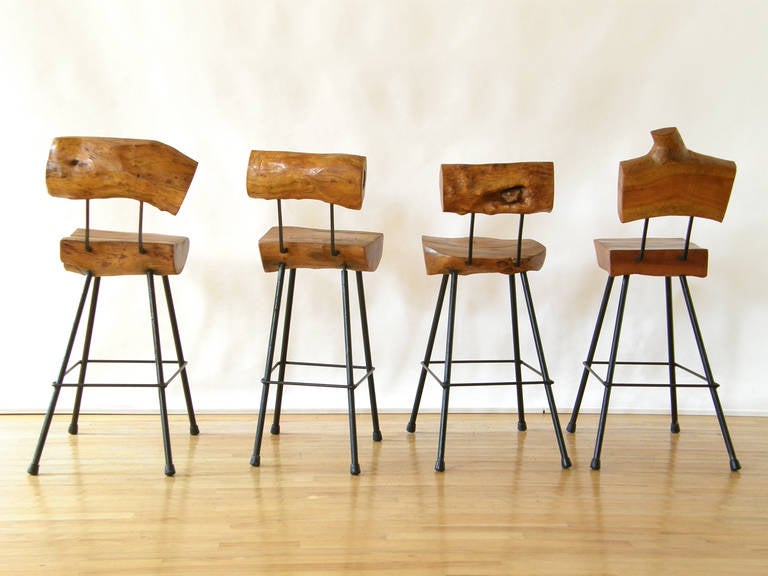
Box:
[147,271,174,477]
[28,273,94,475]
[679,276,741,471]
[162,276,199,436]
[271,268,296,436]
[341,266,360,475]
[591,275,630,470]
[251,264,286,467]
[520,273,571,468]
[509,275,526,431]
[567,276,615,433]
[356,271,382,442]
[665,277,680,434]
[407,274,449,433]
[69,276,100,435]
[435,272,458,472]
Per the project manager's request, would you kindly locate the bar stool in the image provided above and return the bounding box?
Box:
[247,150,383,475]
[566,127,741,471]
[28,137,200,477]
[406,162,571,471]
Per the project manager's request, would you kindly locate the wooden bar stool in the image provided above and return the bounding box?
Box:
[247,151,383,475]
[28,137,200,477]
[407,162,571,471]
[566,127,741,471]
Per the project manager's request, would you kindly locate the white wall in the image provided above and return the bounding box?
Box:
[1,0,766,415]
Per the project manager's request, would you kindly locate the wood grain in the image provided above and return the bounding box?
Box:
[3,413,765,575]
[618,127,736,223]
[440,162,554,215]
[594,237,708,277]
[46,137,198,215]
[61,228,190,276]
[246,151,366,210]
[422,235,546,275]
[259,226,383,272]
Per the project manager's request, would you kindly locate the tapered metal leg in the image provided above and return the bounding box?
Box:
[356,271,382,442]
[28,273,94,475]
[162,276,199,436]
[665,277,680,434]
[69,276,101,435]
[679,276,740,471]
[147,272,174,477]
[435,272,458,472]
[271,268,296,436]
[520,273,571,468]
[251,264,286,467]
[407,274,449,433]
[591,275,630,470]
[567,276,616,433]
[341,267,360,475]
[509,275,526,431]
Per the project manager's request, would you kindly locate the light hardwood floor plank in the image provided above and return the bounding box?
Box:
[1,413,766,575]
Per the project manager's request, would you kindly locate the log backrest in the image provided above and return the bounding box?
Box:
[440,162,554,216]
[618,127,736,224]
[46,137,198,215]
[439,162,554,266]
[246,150,366,210]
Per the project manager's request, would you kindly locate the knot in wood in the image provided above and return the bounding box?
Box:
[500,185,526,204]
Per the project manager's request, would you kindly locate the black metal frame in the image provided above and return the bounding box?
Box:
[28,198,198,477]
[566,217,740,471]
[250,262,382,476]
[407,213,571,472]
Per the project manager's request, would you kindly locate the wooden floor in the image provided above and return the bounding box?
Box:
[1,412,766,575]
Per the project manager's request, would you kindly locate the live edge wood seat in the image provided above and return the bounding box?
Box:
[422,236,546,275]
[566,127,741,472]
[61,229,190,277]
[28,137,199,478]
[259,226,383,272]
[247,150,383,476]
[593,238,707,278]
[407,161,571,472]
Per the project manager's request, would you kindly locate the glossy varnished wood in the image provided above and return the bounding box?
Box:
[46,137,198,215]
[259,226,384,272]
[60,228,190,276]
[422,235,546,275]
[2,413,765,575]
[594,238,708,278]
[246,150,366,210]
[440,162,554,215]
[618,127,736,223]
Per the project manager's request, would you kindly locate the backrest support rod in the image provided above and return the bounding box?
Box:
[466,212,476,265]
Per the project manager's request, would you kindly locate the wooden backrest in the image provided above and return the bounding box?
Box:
[246,150,366,210]
[618,127,736,223]
[440,162,554,216]
[46,137,197,215]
